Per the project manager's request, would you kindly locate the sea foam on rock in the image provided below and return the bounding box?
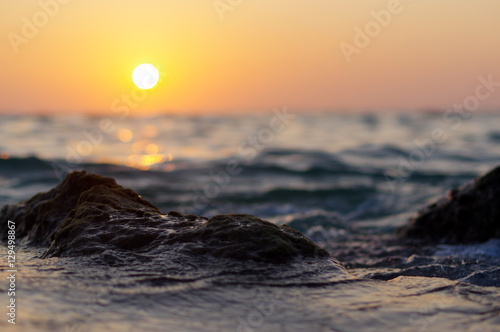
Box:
[0,171,331,264]
[399,166,500,244]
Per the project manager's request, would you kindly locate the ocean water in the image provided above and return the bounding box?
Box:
[1,111,500,331]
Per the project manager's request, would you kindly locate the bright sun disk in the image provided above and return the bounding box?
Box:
[132,64,159,89]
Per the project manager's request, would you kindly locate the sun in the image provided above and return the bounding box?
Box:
[132,64,159,89]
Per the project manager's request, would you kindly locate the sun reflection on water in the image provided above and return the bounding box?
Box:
[118,129,133,142]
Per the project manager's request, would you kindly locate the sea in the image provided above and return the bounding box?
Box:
[1,110,499,331]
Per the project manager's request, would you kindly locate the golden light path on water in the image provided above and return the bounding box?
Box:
[114,124,173,171]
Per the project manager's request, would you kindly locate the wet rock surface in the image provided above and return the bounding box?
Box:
[2,168,500,287]
[0,171,330,264]
[399,166,500,244]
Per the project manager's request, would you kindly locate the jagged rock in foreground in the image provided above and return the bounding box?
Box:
[0,171,330,263]
[399,166,500,244]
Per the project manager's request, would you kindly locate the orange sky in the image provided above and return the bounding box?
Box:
[1,0,499,115]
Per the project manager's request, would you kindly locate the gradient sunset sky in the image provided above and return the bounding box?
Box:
[1,0,499,115]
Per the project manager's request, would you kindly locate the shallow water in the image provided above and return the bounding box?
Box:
[1,247,499,332]
[1,112,500,331]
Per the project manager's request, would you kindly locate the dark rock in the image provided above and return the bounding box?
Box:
[0,171,159,247]
[167,211,184,218]
[0,171,330,264]
[399,166,500,243]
